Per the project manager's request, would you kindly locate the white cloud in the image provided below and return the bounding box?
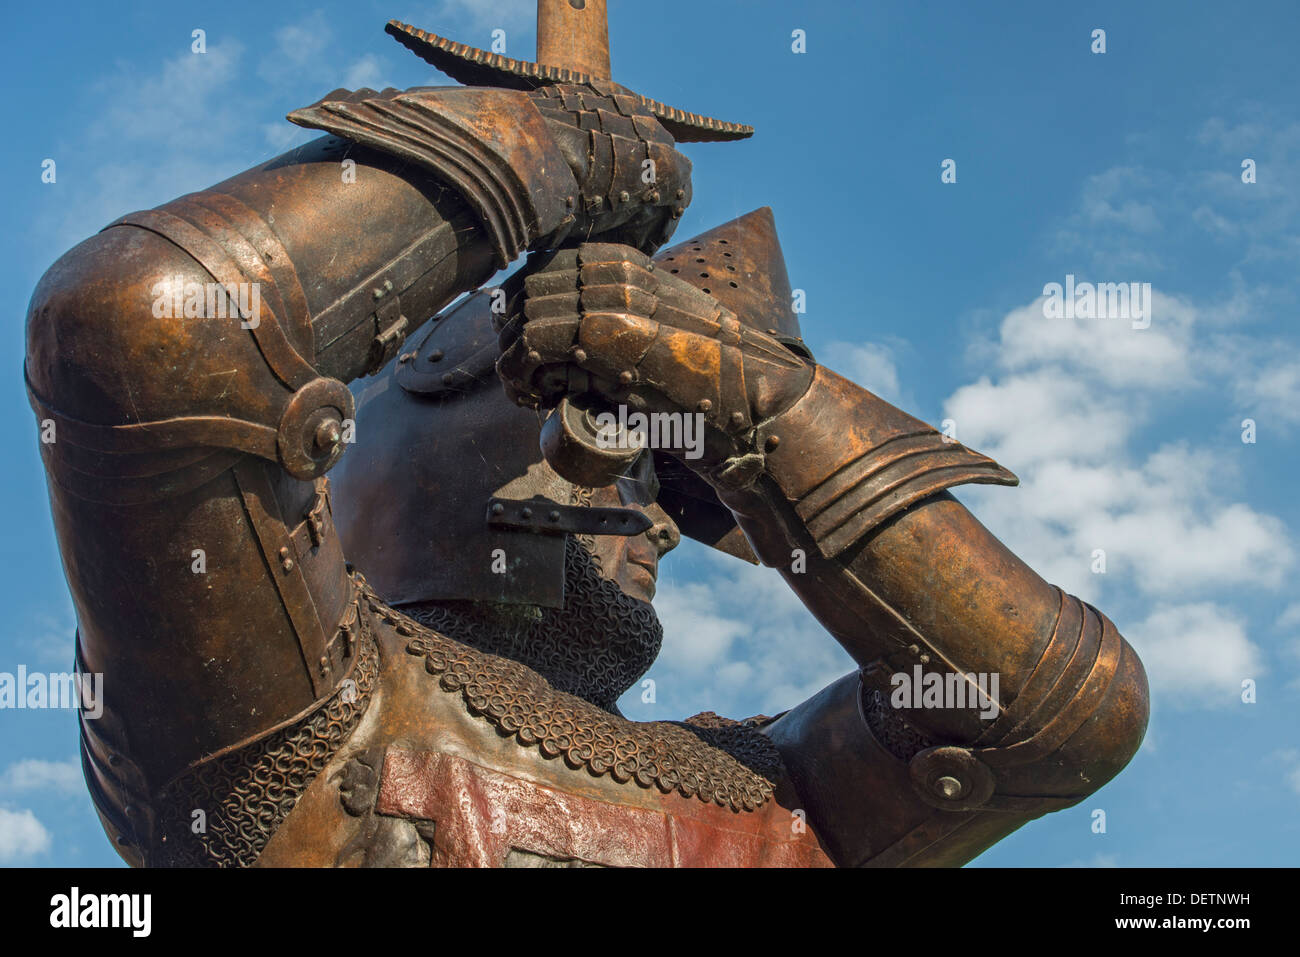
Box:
[343,54,390,92]
[630,543,854,720]
[931,140,1296,708]
[944,282,1294,604]
[268,13,334,72]
[1078,166,1161,234]
[988,291,1197,390]
[651,580,748,672]
[46,40,251,253]
[1125,603,1262,705]
[648,265,1292,718]
[826,339,907,408]
[946,370,1132,470]
[89,40,246,148]
[0,759,82,795]
[1194,114,1300,267]
[0,808,51,862]
[1237,358,1300,425]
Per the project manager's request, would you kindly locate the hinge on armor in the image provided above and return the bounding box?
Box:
[305,478,330,548]
[288,477,335,559]
[236,462,352,698]
[368,295,409,373]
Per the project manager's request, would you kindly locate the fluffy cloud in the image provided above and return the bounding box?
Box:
[0,808,51,862]
[827,339,907,407]
[1125,603,1260,705]
[646,269,1287,718]
[946,280,1293,605]
[343,54,390,92]
[45,39,250,254]
[1237,358,1300,425]
[628,545,854,721]
[0,759,82,795]
[984,291,1197,389]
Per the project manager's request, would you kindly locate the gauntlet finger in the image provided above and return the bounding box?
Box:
[575,312,661,383]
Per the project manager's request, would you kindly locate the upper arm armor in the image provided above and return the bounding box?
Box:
[287,83,693,264]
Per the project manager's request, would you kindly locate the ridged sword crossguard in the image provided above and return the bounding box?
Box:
[385,2,754,143]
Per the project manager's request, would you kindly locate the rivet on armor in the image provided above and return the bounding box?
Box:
[619,190,630,204]
[313,419,341,453]
[527,349,542,363]
[279,547,294,572]
[521,507,533,520]
[429,349,444,362]
[573,348,588,363]
[490,502,505,516]
[908,643,921,655]
[919,653,931,665]
[548,510,560,522]
[276,377,356,480]
[697,399,712,412]
[936,775,964,800]
[729,411,745,428]
[765,435,780,452]
[618,370,634,385]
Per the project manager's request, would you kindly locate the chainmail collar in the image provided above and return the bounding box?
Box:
[404,534,662,713]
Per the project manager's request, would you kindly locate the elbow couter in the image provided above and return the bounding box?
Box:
[904,592,1150,815]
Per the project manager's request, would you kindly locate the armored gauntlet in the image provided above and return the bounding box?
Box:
[499,236,1150,867]
[498,242,816,481]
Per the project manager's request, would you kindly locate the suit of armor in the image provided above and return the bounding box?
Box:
[24,6,1147,867]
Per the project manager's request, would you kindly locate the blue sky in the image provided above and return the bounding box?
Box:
[3,0,1298,866]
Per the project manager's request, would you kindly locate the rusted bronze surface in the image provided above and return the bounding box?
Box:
[384,19,754,142]
[537,0,612,79]
[25,5,1148,868]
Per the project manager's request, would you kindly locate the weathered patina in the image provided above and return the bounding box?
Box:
[24,1,1148,867]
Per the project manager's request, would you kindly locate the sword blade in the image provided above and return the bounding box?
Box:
[537,0,611,79]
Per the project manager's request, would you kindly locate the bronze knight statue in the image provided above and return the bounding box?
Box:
[24,1,1148,867]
